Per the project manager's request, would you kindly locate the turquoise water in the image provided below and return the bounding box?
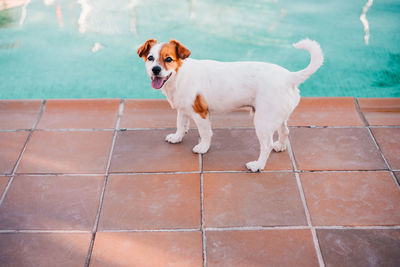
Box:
[0,0,399,99]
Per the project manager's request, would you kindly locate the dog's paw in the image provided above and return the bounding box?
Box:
[192,143,210,154]
[165,133,183,144]
[272,141,287,152]
[246,161,264,172]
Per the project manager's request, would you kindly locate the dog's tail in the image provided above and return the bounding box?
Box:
[291,39,324,85]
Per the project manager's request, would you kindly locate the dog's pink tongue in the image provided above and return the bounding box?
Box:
[151,77,163,89]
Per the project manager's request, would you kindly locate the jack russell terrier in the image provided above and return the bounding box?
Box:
[137,38,323,172]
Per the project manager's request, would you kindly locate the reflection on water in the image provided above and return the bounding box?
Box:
[128,0,139,36]
[77,0,91,33]
[188,0,196,20]
[91,42,103,52]
[360,0,373,45]
[19,0,31,25]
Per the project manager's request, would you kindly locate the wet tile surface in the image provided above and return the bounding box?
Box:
[0,176,104,230]
[301,172,400,226]
[109,129,200,173]
[358,98,400,126]
[206,230,319,267]
[317,229,400,267]
[371,127,400,169]
[0,132,29,174]
[289,97,364,126]
[290,128,386,171]
[98,174,200,230]
[0,100,42,130]
[17,131,113,174]
[91,231,203,267]
[0,233,91,267]
[37,99,120,129]
[203,129,292,171]
[1,98,400,267]
[204,172,306,227]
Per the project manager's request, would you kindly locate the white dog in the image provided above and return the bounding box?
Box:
[137,38,323,172]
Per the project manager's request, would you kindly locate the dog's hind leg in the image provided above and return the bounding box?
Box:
[272,120,289,152]
[246,111,276,172]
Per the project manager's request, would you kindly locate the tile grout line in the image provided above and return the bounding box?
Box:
[100,228,201,233]
[353,97,369,127]
[287,139,325,267]
[206,225,400,231]
[2,224,399,234]
[206,226,311,231]
[315,225,400,230]
[354,98,400,190]
[0,230,91,234]
[85,99,125,267]
[0,100,46,208]
[3,125,395,133]
[8,169,394,177]
[365,128,399,190]
[200,153,207,267]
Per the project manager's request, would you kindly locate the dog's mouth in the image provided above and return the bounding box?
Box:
[151,73,172,89]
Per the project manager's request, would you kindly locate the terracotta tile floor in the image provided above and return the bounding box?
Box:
[0,97,399,267]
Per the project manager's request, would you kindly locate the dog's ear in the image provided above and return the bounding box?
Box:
[137,39,157,59]
[170,39,191,60]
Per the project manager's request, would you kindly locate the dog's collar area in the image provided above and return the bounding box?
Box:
[151,73,172,89]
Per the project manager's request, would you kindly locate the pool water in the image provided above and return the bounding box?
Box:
[0,0,399,99]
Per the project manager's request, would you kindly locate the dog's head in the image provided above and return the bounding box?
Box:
[137,39,191,89]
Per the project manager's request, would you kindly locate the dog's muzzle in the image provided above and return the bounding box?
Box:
[151,73,172,89]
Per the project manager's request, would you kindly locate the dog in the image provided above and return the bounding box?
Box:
[137,38,323,172]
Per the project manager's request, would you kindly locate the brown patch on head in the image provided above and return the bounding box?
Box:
[159,40,191,73]
[169,39,191,59]
[137,39,157,59]
[192,94,208,119]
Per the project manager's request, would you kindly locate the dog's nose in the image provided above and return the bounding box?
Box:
[152,66,161,75]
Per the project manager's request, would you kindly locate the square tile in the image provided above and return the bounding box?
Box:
[37,99,120,129]
[120,99,177,129]
[358,98,400,126]
[206,230,319,267]
[203,129,293,171]
[0,132,29,174]
[289,97,364,126]
[317,229,400,267]
[109,130,199,173]
[98,174,200,230]
[0,233,91,267]
[371,128,400,169]
[0,175,104,230]
[204,172,307,227]
[290,128,386,171]
[301,172,400,226]
[0,100,42,130]
[17,131,113,174]
[90,231,203,267]
[0,176,10,196]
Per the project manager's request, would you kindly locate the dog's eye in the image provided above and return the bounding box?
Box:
[147,55,154,61]
[165,57,173,63]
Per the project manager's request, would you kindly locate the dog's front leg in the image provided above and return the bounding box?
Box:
[192,114,212,154]
[165,110,190,143]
